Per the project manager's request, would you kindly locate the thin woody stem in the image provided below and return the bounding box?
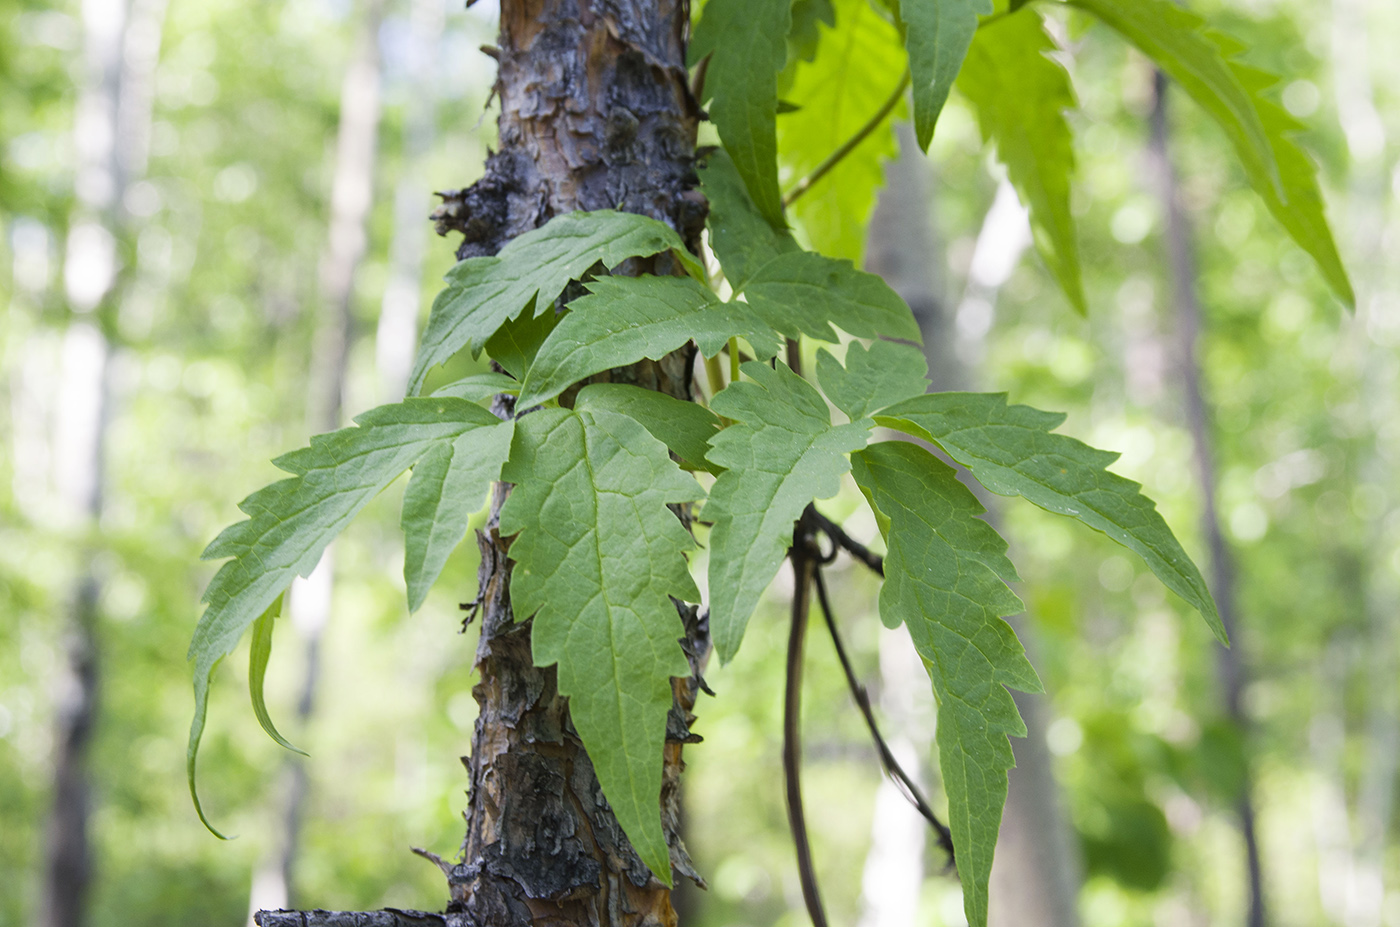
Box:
[783,70,911,208]
[810,509,884,576]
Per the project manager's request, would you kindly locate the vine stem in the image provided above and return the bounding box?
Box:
[782,70,911,208]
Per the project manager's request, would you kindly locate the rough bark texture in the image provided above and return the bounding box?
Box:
[432,3,707,927]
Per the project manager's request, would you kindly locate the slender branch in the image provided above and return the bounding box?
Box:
[810,509,884,576]
[812,568,956,868]
[783,71,910,208]
[784,519,829,927]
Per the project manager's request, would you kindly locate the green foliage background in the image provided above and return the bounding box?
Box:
[2,0,1398,925]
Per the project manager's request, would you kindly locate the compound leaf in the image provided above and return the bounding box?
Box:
[705,362,873,661]
[190,398,500,832]
[851,440,1040,927]
[816,339,929,420]
[879,392,1224,642]
[691,0,792,228]
[743,250,922,344]
[409,211,699,394]
[903,0,992,150]
[699,149,800,291]
[499,408,703,884]
[402,419,515,612]
[1067,0,1352,304]
[518,275,780,408]
[574,384,723,474]
[957,11,1084,312]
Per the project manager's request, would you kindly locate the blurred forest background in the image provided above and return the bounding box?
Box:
[2,0,1398,924]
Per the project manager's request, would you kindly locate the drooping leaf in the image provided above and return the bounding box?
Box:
[518,275,780,408]
[903,0,991,150]
[699,149,800,291]
[574,384,724,474]
[705,362,873,661]
[777,0,906,261]
[957,11,1084,312]
[248,592,305,756]
[499,408,703,884]
[691,0,792,229]
[402,420,515,612]
[1067,0,1352,304]
[484,302,559,380]
[189,398,500,831]
[878,392,1225,641]
[431,372,520,401]
[816,339,929,420]
[409,211,700,394]
[743,250,922,344]
[850,440,1041,927]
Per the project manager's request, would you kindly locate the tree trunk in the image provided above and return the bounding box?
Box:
[432,2,706,926]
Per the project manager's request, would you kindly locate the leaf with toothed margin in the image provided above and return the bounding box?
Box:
[851,440,1041,927]
[500,407,703,885]
[742,250,922,344]
[704,361,873,662]
[816,339,929,420]
[574,384,724,475]
[699,149,801,291]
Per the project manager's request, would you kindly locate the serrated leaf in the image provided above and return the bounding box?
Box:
[903,0,992,150]
[409,211,699,394]
[850,440,1041,927]
[704,362,873,661]
[743,250,923,344]
[816,339,929,420]
[878,392,1225,642]
[574,384,724,474]
[431,372,520,401]
[248,592,305,756]
[518,275,780,408]
[957,12,1084,312]
[499,408,703,884]
[699,149,800,291]
[1066,0,1352,304]
[484,302,559,380]
[777,0,906,261]
[189,398,500,831]
[691,0,792,228]
[402,420,515,612]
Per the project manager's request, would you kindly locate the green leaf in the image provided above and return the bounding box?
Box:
[704,362,873,661]
[743,250,923,343]
[402,420,515,612]
[957,11,1084,312]
[499,408,703,884]
[574,384,724,474]
[409,211,699,394]
[699,149,800,291]
[691,0,792,228]
[431,372,520,401]
[518,275,781,408]
[189,398,500,832]
[878,392,1225,642]
[1066,0,1352,304]
[248,592,306,756]
[816,339,929,420]
[903,0,992,150]
[850,440,1041,927]
[788,0,836,66]
[777,0,906,261]
[484,303,559,381]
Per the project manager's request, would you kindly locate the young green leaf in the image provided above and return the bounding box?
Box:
[431,372,520,401]
[878,392,1225,642]
[816,339,929,420]
[699,149,800,291]
[249,592,305,756]
[483,302,559,381]
[574,384,724,474]
[1067,0,1352,304]
[903,0,992,150]
[957,11,1084,312]
[777,0,906,261]
[851,440,1041,927]
[705,362,874,661]
[499,408,703,884]
[402,419,515,612]
[743,250,923,344]
[690,0,791,229]
[409,211,699,394]
[189,398,500,832]
[517,275,781,408]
